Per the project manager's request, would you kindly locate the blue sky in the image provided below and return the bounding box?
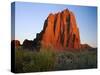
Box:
[13,2,97,47]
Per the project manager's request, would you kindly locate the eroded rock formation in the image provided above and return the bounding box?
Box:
[11,40,20,48]
[22,9,92,50]
[81,44,92,49]
[35,9,81,50]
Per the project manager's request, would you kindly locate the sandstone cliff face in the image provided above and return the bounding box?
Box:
[35,9,81,50]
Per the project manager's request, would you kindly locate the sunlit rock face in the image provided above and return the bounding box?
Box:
[35,9,81,50]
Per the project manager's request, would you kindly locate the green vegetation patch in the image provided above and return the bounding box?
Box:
[15,46,97,73]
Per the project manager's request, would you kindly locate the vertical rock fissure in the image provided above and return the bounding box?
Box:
[66,14,70,47]
[54,14,57,35]
[60,13,64,46]
[72,34,75,48]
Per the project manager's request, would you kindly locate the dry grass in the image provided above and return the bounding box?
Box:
[15,46,97,73]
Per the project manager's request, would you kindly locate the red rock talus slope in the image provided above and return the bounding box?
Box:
[35,9,81,50]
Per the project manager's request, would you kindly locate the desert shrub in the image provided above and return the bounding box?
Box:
[15,47,24,72]
[75,50,97,69]
[55,50,97,70]
[15,47,56,72]
[15,47,97,72]
[55,51,77,70]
